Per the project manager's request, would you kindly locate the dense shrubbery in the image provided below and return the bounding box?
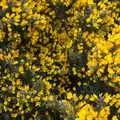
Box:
[0,0,120,120]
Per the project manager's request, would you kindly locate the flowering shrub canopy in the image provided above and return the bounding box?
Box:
[0,0,120,120]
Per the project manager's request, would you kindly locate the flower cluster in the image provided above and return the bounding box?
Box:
[0,0,120,120]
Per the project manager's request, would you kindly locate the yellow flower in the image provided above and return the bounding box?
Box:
[2,87,7,91]
[112,116,118,120]
[11,113,17,118]
[67,92,73,99]
[26,95,30,99]
[72,67,77,75]
[18,66,24,73]
[16,79,21,85]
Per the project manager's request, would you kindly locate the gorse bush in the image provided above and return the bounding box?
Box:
[0,0,120,120]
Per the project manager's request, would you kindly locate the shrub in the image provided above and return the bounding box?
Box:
[0,0,120,120]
